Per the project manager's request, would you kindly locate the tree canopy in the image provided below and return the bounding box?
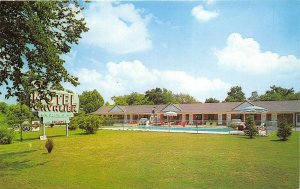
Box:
[80,90,104,113]
[112,92,150,106]
[258,85,300,101]
[205,98,220,103]
[173,93,198,104]
[6,104,32,127]
[111,88,198,105]
[225,86,246,102]
[145,88,166,105]
[0,1,88,100]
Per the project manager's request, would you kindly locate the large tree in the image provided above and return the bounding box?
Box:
[174,93,198,104]
[0,1,88,100]
[205,98,220,103]
[112,92,149,106]
[145,88,178,105]
[259,85,300,101]
[126,92,149,105]
[111,96,128,106]
[80,90,104,113]
[145,88,166,105]
[225,86,246,102]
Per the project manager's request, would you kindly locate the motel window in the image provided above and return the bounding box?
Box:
[208,114,215,120]
[194,114,202,120]
[267,114,272,121]
[185,114,189,120]
[297,114,300,123]
[232,114,242,119]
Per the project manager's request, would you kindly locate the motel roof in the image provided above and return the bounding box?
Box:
[92,100,300,115]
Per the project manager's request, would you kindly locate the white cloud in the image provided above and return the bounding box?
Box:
[191,5,219,22]
[215,33,300,75]
[70,60,231,102]
[82,2,152,54]
[206,0,216,5]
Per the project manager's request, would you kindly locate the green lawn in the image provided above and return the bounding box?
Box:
[0,127,299,189]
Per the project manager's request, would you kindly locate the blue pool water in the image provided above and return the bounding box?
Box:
[131,126,233,133]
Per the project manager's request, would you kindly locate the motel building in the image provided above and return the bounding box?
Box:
[92,100,300,127]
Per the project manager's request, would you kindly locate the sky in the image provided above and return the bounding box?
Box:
[2,0,300,103]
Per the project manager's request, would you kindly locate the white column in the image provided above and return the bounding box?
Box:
[226,114,231,126]
[218,114,222,125]
[130,114,133,123]
[261,113,267,124]
[271,113,277,127]
[189,114,193,123]
[124,114,127,124]
[40,123,47,140]
[43,124,46,137]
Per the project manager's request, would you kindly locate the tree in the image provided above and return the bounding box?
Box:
[225,86,246,102]
[174,93,198,104]
[277,120,292,141]
[80,90,104,114]
[0,1,88,101]
[111,96,128,106]
[145,88,178,105]
[162,88,177,104]
[205,98,220,103]
[248,91,259,101]
[6,104,32,127]
[244,116,258,139]
[112,92,149,106]
[0,102,8,113]
[126,92,149,105]
[259,85,300,101]
[145,88,165,104]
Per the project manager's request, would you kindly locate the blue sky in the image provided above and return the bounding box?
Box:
[1,0,300,103]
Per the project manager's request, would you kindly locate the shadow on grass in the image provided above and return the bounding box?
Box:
[47,134,66,139]
[73,132,90,136]
[15,134,67,142]
[0,150,50,171]
[236,136,258,140]
[270,139,286,142]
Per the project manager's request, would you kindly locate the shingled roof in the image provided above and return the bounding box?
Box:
[92,100,300,115]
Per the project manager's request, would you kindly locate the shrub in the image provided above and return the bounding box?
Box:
[277,120,292,141]
[45,139,54,153]
[69,116,78,130]
[0,127,15,144]
[244,116,258,139]
[0,102,8,113]
[78,115,102,134]
[228,123,238,130]
[102,116,114,126]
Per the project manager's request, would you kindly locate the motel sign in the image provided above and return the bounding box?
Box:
[31,90,79,140]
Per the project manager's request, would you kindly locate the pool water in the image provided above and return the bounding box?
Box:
[132,126,233,133]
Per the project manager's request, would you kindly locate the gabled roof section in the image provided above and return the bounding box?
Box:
[232,101,255,111]
[161,104,182,112]
[108,105,126,113]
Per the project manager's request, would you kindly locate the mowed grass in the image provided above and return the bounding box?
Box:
[0,127,299,189]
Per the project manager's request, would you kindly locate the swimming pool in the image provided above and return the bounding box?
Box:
[104,125,234,134]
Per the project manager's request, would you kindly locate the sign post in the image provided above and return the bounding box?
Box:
[66,123,69,137]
